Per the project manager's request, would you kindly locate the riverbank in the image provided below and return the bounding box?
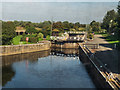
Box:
[0,41,51,56]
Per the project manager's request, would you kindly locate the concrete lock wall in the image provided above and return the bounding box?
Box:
[79,45,112,88]
[51,43,79,49]
[0,41,51,56]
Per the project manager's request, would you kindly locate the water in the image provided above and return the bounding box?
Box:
[2,49,95,88]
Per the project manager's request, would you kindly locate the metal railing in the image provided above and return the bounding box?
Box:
[82,45,120,89]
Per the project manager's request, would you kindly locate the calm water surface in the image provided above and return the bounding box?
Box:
[2,49,95,88]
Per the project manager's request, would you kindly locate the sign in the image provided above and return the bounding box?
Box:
[26,37,29,42]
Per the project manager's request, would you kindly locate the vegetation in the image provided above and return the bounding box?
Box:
[2,20,86,45]
[12,35,22,45]
[2,1,120,48]
[86,1,120,50]
[2,21,16,45]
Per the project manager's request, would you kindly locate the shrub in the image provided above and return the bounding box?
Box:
[21,36,26,41]
[46,35,50,40]
[37,33,43,39]
[87,33,94,39]
[38,38,43,41]
[29,37,38,43]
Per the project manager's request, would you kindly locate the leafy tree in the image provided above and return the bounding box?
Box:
[69,23,74,28]
[101,10,117,33]
[46,35,50,40]
[26,26,38,34]
[37,33,43,39]
[63,21,70,30]
[90,21,101,32]
[2,21,16,45]
[117,1,120,40]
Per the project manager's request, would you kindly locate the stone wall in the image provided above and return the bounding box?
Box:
[0,41,51,56]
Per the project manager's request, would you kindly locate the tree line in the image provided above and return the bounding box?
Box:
[2,1,120,45]
[88,1,120,42]
[2,20,86,45]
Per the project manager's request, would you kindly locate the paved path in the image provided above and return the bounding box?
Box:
[85,34,112,51]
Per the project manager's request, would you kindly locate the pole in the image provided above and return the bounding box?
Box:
[51,17,53,36]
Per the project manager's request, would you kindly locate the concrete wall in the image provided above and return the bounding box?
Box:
[0,41,51,56]
[51,42,79,49]
[79,45,112,88]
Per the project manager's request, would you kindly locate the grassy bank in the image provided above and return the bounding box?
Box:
[95,32,119,44]
[12,35,34,45]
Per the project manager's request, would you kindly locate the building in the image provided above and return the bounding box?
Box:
[15,26,26,35]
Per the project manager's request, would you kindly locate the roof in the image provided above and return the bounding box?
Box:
[52,29,59,32]
[15,26,26,32]
[35,28,42,31]
[16,26,25,30]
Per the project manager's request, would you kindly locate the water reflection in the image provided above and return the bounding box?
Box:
[2,50,50,87]
[51,48,79,57]
[2,49,95,88]
[2,66,15,86]
[2,50,50,67]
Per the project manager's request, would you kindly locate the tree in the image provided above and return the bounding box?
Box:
[117,1,120,41]
[74,22,80,30]
[2,21,16,45]
[101,10,117,33]
[63,21,70,30]
[37,33,43,39]
[53,21,64,32]
[90,21,101,32]
[26,26,38,34]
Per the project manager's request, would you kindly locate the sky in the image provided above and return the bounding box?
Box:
[1,0,120,2]
[1,1,119,24]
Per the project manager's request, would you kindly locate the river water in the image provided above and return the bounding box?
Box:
[2,49,95,88]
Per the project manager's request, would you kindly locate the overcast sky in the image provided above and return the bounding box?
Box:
[1,1,119,24]
[1,0,120,2]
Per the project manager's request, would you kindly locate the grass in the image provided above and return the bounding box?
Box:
[95,32,120,44]
[19,41,34,44]
[12,35,23,45]
[12,35,35,45]
[102,34,119,44]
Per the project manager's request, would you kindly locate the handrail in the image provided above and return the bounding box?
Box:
[79,44,119,89]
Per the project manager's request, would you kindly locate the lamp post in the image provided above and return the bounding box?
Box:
[109,20,113,34]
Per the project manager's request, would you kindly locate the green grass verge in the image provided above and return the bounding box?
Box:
[19,41,34,44]
[95,32,120,44]
[100,33,119,44]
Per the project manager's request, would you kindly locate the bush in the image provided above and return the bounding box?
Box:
[38,38,43,41]
[37,33,43,39]
[29,37,38,43]
[46,35,50,40]
[87,33,94,39]
[21,36,26,41]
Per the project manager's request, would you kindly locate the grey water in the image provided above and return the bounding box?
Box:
[2,49,95,88]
